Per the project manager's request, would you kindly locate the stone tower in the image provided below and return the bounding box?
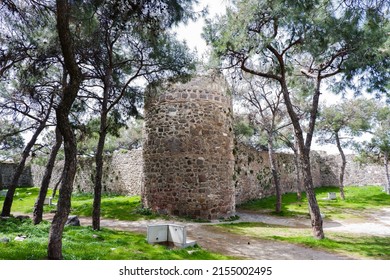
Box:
[142,73,235,220]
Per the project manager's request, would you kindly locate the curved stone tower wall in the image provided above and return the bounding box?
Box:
[142,74,235,220]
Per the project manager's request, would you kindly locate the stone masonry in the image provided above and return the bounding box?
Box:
[233,143,323,205]
[3,147,387,203]
[142,73,236,220]
[0,162,32,188]
[29,149,143,195]
[320,153,387,187]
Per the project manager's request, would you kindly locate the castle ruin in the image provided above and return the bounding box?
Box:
[1,75,387,220]
[142,73,236,220]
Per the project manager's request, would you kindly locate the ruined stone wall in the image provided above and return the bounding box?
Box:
[233,143,323,205]
[320,154,387,187]
[30,162,63,191]
[142,74,235,220]
[234,146,388,204]
[3,147,388,206]
[0,162,33,188]
[31,149,143,195]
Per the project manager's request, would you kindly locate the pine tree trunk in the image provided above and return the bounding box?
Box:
[280,80,324,239]
[51,172,63,200]
[267,134,282,213]
[301,151,324,239]
[384,151,390,195]
[47,101,78,260]
[293,137,302,200]
[47,0,82,260]
[92,112,107,230]
[92,61,112,230]
[335,133,346,200]
[1,122,47,217]
[33,127,62,225]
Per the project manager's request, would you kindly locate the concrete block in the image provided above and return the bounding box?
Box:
[147,224,196,248]
[44,197,52,206]
[328,192,337,200]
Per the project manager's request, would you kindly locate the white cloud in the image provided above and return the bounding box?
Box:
[173,0,228,58]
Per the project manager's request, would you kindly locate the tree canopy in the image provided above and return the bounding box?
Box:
[203,0,389,239]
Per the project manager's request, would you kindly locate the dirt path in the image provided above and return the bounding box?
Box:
[325,208,390,236]
[84,213,353,260]
[15,208,390,260]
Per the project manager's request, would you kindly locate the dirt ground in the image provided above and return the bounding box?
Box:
[61,207,390,260]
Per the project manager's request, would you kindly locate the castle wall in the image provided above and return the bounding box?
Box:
[0,162,33,188]
[3,147,387,208]
[2,78,387,214]
[142,74,236,219]
[320,154,387,187]
[233,143,323,204]
[30,149,143,195]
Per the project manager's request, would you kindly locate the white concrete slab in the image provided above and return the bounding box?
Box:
[147,224,196,248]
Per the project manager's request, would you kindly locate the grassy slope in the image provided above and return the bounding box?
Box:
[0,187,159,220]
[0,187,227,260]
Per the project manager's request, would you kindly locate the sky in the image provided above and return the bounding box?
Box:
[173,0,228,58]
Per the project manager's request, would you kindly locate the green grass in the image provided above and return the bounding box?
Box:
[0,187,159,221]
[2,185,390,260]
[216,222,390,260]
[70,193,161,221]
[0,217,231,260]
[1,188,231,260]
[238,186,390,219]
[0,187,54,214]
[5,185,388,221]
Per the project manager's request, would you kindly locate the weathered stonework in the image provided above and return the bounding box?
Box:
[30,149,143,195]
[142,74,235,220]
[0,162,33,188]
[233,143,323,205]
[2,147,388,209]
[2,78,388,214]
[320,154,387,187]
[73,149,143,195]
